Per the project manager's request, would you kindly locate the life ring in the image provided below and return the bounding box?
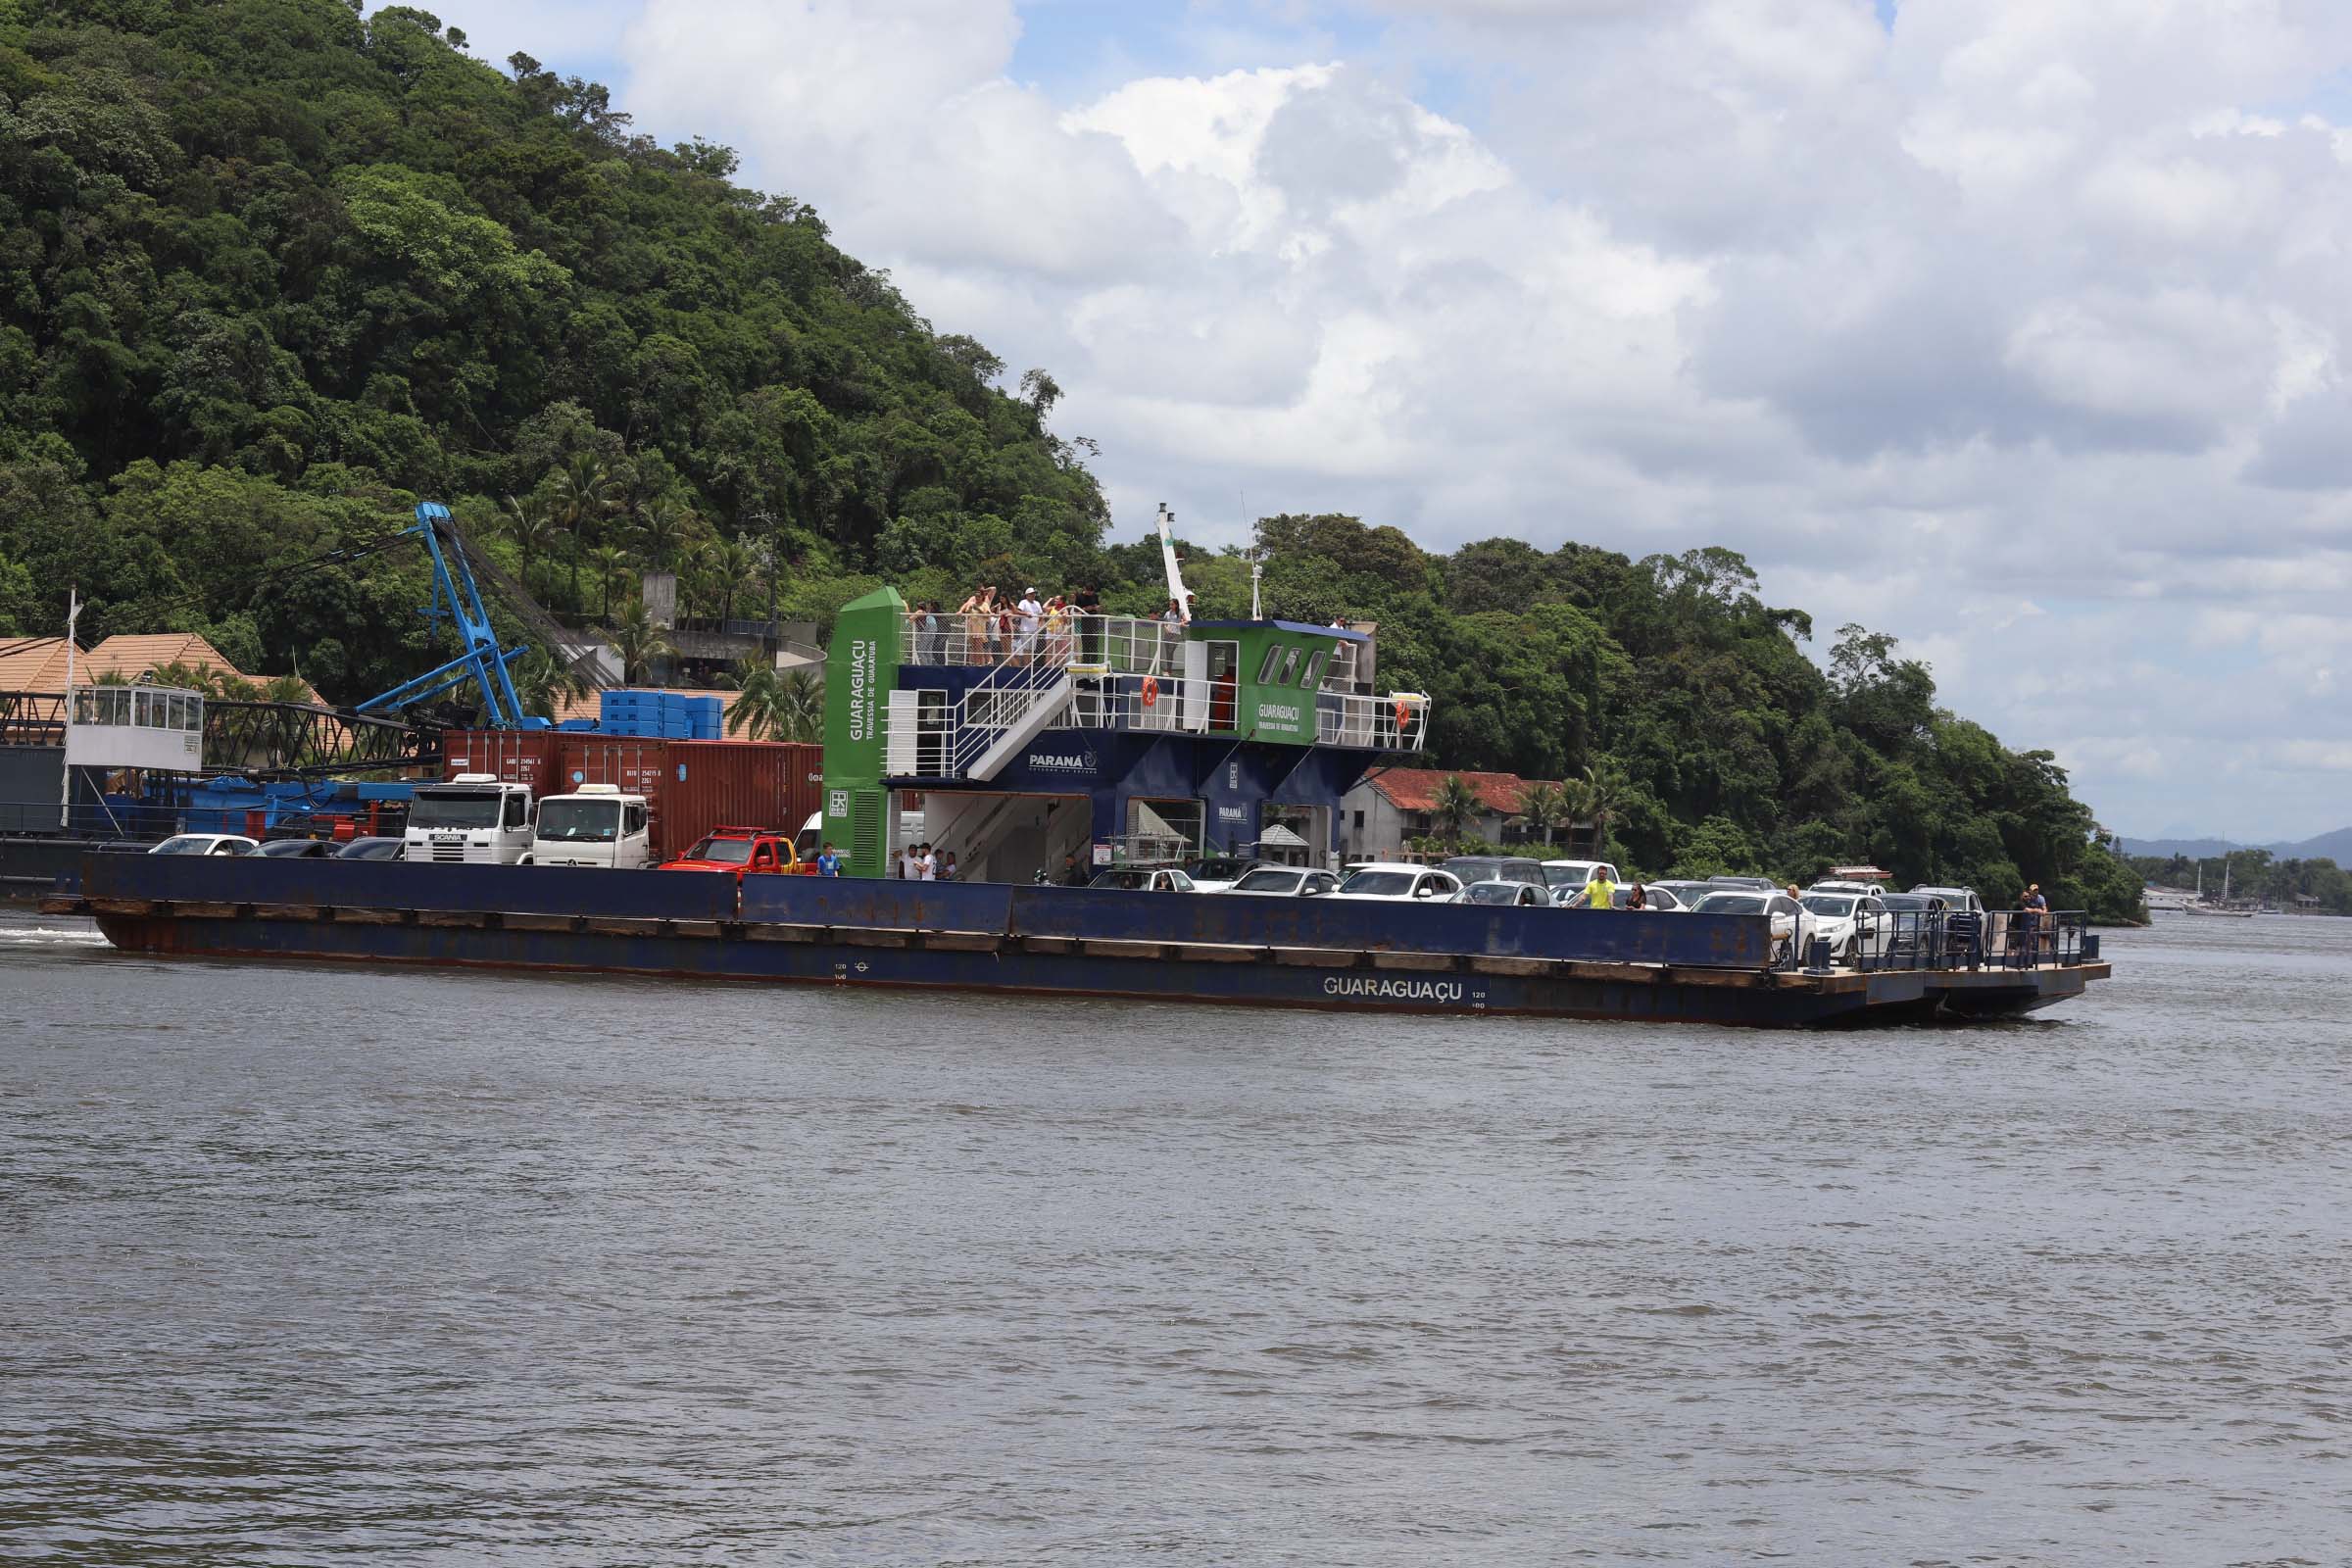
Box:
[1393,696,1410,730]
[1141,675,1160,708]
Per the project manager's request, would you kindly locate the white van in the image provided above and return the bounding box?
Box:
[405,774,537,864]
[530,784,652,868]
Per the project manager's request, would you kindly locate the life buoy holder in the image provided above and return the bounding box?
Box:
[1141,675,1160,708]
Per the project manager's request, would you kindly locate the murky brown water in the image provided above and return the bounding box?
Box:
[1,910,2346,1563]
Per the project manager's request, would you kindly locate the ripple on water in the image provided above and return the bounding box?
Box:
[0,908,2347,1562]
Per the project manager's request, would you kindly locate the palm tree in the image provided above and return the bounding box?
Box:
[499,493,557,599]
[776,669,824,743]
[633,495,694,572]
[702,535,758,624]
[725,659,784,739]
[510,647,592,722]
[588,544,634,622]
[1516,780,1574,847]
[609,604,674,685]
[1431,774,1481,851]
[1580,758,1628,854]
[548,455,624,609]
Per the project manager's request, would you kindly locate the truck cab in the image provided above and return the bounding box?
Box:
[530,784,652,868]
[405,774,536,865]
[660,825,809,881]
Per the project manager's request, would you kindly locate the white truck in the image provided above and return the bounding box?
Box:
[405,773,537,865]
[529,783,653,869]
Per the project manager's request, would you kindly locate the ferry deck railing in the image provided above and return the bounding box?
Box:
[1772,906,2089,973]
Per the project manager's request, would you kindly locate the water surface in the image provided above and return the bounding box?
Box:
[2,910,2346,1563]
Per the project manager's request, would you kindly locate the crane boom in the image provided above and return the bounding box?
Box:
[353,503,532,725]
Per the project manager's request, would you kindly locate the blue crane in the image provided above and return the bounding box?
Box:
[353,503,534,727]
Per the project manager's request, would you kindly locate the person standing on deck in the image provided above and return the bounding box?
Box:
[1582,868,1616,908]
[815,841,842,877]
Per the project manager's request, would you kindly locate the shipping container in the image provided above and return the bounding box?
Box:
[554,738,824,862]
[441,730,564,796]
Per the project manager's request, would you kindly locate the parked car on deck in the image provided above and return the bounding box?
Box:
[1649,879,1715,907]
[255,838,335,858]
[1799,891,1891,963]
[1442,856,1545,888]
[660,826,809,883]
[1457,879,1548,907]
[1690,890,1817,960]
[1184,857,1264,893]
[1879,892,1946,962]
[1089,867,1198,893]
[1911,885,1988,960]
[1332,864,1463,903]
[1539,859,1620,897]
[335,837,406,861]
[1221,866,1340,898]
[148,834,256,857]
[1707,875,1778,892]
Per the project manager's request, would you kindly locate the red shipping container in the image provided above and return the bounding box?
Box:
[555,738,824,862]
[442,730,564,796]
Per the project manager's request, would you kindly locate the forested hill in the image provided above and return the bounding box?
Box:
[0,0,2144,915]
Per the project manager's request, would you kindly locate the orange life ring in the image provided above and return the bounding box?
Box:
[1394,697,1410,730]
[1141,675,1160,708]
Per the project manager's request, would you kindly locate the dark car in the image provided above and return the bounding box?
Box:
[1440,855,1545,887]
[256,838,336,858]
[335,836,406,861]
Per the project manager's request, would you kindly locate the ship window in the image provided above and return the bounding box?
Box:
[1299,651,1323,688]
[1256,644,1284,683]
[1279,647,1302,685]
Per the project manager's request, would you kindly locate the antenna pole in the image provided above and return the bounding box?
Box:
[59,587,79,829]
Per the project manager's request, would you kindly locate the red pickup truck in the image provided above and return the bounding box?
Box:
[658,825,813,880]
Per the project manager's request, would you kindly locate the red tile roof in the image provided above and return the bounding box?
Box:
[1361,767,1553,814]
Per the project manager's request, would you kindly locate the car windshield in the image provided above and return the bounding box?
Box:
[1190,858,1252,881]
[258,840,317,857]
[1802,895,1856,915]
[1091,869,1153,889]
[1340,870,1415,897]
[410,790,503,830]
[151,835,214,855]
[1234,869,1300,892]
[1541,863,1596,888]
[1693,893,1768,915]
[1463,883,1522,905]
[342,840,400,859]
[688,837,756,864]
[1882,895,1936,911]
[535,799,619,843]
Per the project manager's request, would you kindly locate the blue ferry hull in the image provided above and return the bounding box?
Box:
[69,857,2103,1030]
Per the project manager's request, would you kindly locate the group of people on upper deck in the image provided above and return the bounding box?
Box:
[909,584,1195,668]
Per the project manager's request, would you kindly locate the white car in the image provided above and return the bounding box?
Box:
[1221,866,1340,898]
[148,833,258,857]
[1088,867,1198,893]
[1798,891,1892,963]
[1690,890,1819,960]
[1540,859,1619,898]
[1610,885,1687,911]
[1331,863,1463,903]
[1807,879,1883,898]
[1185,857,1266,894]
[1457,879,1548,907]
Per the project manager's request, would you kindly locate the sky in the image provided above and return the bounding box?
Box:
[391,0,2352,843]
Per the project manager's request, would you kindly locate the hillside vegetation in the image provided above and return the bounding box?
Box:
[0,0,2143,915]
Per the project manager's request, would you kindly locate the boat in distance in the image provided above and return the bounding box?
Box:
[57,854,2110,1031]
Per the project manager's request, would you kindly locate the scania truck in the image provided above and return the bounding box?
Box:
[404,773,537,864]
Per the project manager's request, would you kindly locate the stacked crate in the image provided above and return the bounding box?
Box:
[598,690,725,738]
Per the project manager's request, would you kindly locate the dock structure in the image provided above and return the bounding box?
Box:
[57,856,2109,1030]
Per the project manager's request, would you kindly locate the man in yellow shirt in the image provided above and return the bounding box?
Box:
[1582,870,1616,909]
